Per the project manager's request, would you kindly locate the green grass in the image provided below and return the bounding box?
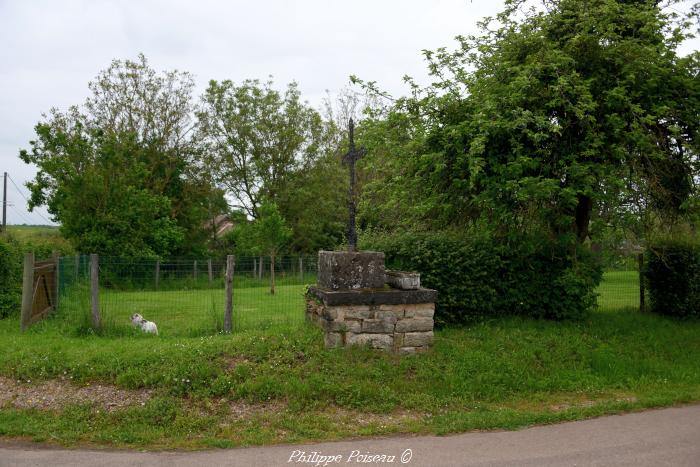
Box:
[53,276,312,337]
[1,269,698,449]
[99,284,306,336]
[4,225,73,255]
[5,225,60,240]
[596,271,640,311]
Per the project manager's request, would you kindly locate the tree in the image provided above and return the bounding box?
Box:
[359,0,700,244]
[19,55,220,256]
[197,78,327,220]
[233,201,291,294]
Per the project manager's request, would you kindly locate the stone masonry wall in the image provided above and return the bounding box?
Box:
[305,299,434,354]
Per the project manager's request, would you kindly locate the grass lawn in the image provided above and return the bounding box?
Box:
[0,271,698,449]
[596,271,640,311]
[56,274,313,337]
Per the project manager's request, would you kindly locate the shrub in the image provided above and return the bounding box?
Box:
[0,236,22,318]
[645,239,700,319]
[360,229,601,325]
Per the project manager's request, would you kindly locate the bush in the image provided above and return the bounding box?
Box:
[360,229,601,325]
[0,236,22,318]
[645,239,700,318]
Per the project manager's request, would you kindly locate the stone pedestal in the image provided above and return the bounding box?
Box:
[306,286,437,354]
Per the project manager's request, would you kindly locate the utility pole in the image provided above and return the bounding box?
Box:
[2,172,7,233]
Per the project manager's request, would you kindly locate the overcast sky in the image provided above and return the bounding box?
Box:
[0,0,697,226]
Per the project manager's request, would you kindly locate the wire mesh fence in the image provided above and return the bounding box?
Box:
[52,252,644,336]
[56,254,318,337]
[596,269,641,311]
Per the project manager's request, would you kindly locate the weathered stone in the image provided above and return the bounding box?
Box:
[398,347,417,355]
[385,270,421,290]
[346,333,393,350]
[308,286,438,307]
[344,305,372,319]
[362,318,396,333]
[403,331,433,347]
[324,319,361,333]
[323,306,345,321]
[379,304,404,312]
[375,309,403,320]
[395,318,434,333]
[324,332,343,348]
[317,250,386,290]
[403,303,435,318]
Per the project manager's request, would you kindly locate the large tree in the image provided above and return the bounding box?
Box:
[359,0,700,243]
[197,79,327,220]
[19,55,219,256]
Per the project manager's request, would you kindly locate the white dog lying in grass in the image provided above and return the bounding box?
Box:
[130,313,159,335]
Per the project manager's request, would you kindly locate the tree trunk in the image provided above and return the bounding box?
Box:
[270,253,275,295]
[574,194,593,243]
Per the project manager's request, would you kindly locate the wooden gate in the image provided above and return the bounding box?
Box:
[20,252,59,330]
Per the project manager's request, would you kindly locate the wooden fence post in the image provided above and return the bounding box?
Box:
[155,260,160,290]
[52,250,60,309]
[74,255,79,280]
[638,252,645,312]
[259,256,263,280]
[224,255,234,333]
[20,252,35,331]
[90,254,100,329]
[193,260,198,280]
[207,259,213,285]
[253,257,257,278]
[299,256,303,281]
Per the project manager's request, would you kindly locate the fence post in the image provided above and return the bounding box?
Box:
[253,257,257,278]
[52,250,60,310]
[155,259,160,290]
[259,256,263,280]
[193,260,198,280]
[20,252,35,331]
[74,255,79,280]
[90,254,100,329]
[299,256,303,281]
[208,259,213,285]
[224,255,234,333]
[638,252,645,312]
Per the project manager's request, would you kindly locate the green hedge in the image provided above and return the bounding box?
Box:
[0,237,22,318]
[645,239,700,318]
[360,230,601,325]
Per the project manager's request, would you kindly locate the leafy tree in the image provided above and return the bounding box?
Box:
[358,0,700,244]
[232,201,291,294]
[197,79,327,220]
[19,55,220,256]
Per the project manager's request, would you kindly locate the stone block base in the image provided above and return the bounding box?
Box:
[306,297,435,353]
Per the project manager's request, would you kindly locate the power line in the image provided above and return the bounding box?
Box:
[8,203,35,226]
[6,174,53,225]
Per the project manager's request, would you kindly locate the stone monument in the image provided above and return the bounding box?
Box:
[305,119,437,354]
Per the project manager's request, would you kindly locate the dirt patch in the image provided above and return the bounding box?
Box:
[222,356,251,372]
[0,376,152,412]
[550,396,638,412]
[228,399,287,420]
[331,406,427,428]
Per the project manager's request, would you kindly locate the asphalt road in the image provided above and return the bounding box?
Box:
[1,404,699,467]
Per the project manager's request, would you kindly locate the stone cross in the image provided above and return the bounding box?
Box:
[342,118,366,252]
